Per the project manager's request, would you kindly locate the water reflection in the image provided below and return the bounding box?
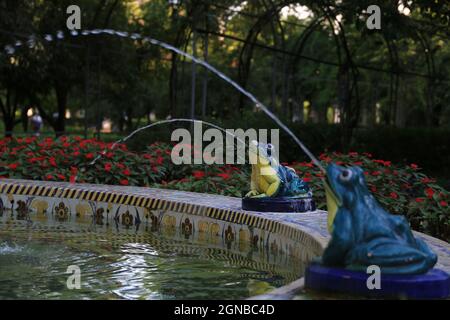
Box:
[0,210,306,299]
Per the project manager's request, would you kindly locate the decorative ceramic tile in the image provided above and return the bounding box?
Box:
[1,179,449,277]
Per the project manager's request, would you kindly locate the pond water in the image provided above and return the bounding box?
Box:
[0,211,303,300]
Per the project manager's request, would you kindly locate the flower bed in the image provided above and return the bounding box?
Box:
[0,136,448,241]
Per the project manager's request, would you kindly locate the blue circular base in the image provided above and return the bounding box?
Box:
[305,263,450,299]
[242,196,315,213]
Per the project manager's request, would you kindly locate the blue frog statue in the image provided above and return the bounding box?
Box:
[245,140,311,198]
[242,140,314,213]
[322,163,437,274]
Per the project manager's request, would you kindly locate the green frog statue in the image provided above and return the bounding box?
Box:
[322,163,437,274]
[242,141,314,212]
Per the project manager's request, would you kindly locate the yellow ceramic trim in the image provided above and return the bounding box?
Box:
[0,180,324,253]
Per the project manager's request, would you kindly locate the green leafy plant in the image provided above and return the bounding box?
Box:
[0,137,448,241]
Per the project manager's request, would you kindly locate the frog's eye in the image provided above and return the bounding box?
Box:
[266,144,274,156]
[339,169,353,182]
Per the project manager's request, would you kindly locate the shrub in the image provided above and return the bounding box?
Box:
[0,137,448,241]
[290,152,450,241]
[0,136,167,186]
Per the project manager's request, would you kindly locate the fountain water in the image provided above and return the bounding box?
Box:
[88,118,249,169]
[2,29,325,173]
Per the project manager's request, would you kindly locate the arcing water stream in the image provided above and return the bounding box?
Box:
[3,29,325,173]
[89,118,249,168]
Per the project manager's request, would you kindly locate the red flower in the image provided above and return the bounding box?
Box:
[319,154,332,162]
[373,160,391,167]
[192,171,205,179]
[85,153,94,159]
[106,152,114,159]
[46,174,54,180]
[25,137,34,144]
[57,174,65,181]
[104,163,112,172]
[120,179,129,186]
[8,163,19,170]
[440,201,448,207]
[421,177,435,184]
[303,177,311,182]
[70,175,76,183]
[49,157,57,167]
[117,163,125,169]
[410,164,419,170]
[123,169,131,176]
[353,161,363,166]
[371,171,381,176]
[415,198,425,203]
[217,173,230,180]
[156,156,164,165]
[73,151,80,157]
[425,188,435,199]
[389,192,399,199]
[299,162,314,168]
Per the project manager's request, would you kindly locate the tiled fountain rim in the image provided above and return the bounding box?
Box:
[1,179,449,300]
[0,179,328,253]
[0,178,328,299]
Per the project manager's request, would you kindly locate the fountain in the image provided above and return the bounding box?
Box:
[2,30,450,299]
[242,140,315,213]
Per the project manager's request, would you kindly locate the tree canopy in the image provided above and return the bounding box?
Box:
[0,0,449,143]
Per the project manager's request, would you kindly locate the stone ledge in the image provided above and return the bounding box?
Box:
[1,178,449,299]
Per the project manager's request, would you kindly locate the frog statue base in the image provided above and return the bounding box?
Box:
[242,196,315,213]
[305,262,450,299]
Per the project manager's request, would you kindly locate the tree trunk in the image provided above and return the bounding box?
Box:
[21,106,29,132]
[337,64,351,149]
[4,117,14,137]
[169,53,178,118]
[54,85,67,137]
[0,89,19,137]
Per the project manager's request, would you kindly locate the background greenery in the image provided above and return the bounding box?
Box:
[1,1,449,184]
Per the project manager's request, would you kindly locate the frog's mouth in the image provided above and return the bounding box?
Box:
[324,175,342,233]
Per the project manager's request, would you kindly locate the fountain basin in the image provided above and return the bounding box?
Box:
[0,179,449,299]
[0,179,325,299]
